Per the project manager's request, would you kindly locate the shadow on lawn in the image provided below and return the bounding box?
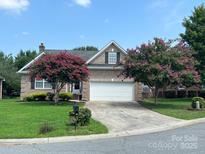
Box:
[141,101,185,110]
[17,101,84,107]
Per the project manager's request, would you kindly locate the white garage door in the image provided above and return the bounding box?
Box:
[90,82,135,101]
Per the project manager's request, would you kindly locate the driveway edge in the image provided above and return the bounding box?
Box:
[0,118,205,145]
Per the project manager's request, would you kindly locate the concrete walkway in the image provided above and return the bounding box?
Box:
[86,101,184,133]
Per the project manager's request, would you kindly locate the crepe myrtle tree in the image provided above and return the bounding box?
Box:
[30,52,89,104]
[121,38,200,104]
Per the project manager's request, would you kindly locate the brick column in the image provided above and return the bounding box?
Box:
[82,81,90,101]
[135,82,142,101]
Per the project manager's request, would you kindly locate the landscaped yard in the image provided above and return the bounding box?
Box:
[141,98,205,120]
[0,99,108,139]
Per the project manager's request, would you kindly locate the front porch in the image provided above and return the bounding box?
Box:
[69,81,83,100]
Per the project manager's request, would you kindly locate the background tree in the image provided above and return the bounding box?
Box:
[121,38,200,104]
[0,52,20,96]
[15,50,38,70]
[72,46,98,51]
[181,4,205,84]
[30,52,89,104]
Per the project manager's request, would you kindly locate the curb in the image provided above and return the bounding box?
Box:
[0,118,205,145]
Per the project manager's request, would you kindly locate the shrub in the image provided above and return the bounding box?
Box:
[24,95,34,101]
[32,92,47,101]
[188,91,197,98]
[199,90,205,98]
[157,91,163,98]
[69,108,92,126]
[177,90,186,98]
[47,92,55,101]
[59,92,73,101]
[192,97,204,109]
[78,108,92,126]
[39,122,54,134]
[24,92,47,101]
[165,91,176,98]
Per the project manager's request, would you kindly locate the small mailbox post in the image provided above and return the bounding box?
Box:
[72,102,79,131]
[73,102,79,114]
[196,101,200,110]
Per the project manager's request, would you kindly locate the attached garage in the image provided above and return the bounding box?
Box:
[90,81,135,101]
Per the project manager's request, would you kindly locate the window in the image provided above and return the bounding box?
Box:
[74,82,80,90]
[108,52,117,64]
[35,79,52,89]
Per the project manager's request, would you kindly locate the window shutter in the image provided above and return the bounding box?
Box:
[80,82,83,93]
[71,83,73,92]
[105,52,108,64]
[31,76,35,89]
[117,52,120,64]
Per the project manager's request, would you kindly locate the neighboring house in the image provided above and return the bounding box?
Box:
[17,41,142,102]
[0,76,4,100]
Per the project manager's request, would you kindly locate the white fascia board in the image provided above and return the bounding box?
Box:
[18,71,29,74]
[86,40,127,64]
[17,52,45,74]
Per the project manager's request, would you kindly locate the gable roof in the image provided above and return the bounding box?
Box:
[86,40,127,64]
[45,50,98,61]
[17,49,98,73]
[17,40,126,73]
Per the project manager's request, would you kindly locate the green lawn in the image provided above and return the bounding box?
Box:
[141,98,205,120]
[0,99,108,139]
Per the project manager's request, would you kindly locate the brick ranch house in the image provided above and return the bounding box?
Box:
[17,41,142,102]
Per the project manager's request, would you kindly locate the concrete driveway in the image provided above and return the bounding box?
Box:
[86,101,184,133]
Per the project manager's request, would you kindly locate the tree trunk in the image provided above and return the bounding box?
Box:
[175,89,178,98]
[185,89,188,98]
[53,88,59,105]
[162,88,164,98]
[54,93,59,105]
[52,82,66,105]
[196,90,199,97]
[153,87,159,104]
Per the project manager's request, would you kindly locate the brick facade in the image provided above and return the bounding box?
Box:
[20,74,67,100]
[89,70,133,82]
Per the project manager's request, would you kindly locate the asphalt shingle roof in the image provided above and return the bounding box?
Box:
[44,49,98,61]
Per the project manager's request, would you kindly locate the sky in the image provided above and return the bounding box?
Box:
[0,0,204,55]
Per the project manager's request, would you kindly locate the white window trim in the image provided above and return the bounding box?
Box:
[35,78,52,90]
[108,52,117,64]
